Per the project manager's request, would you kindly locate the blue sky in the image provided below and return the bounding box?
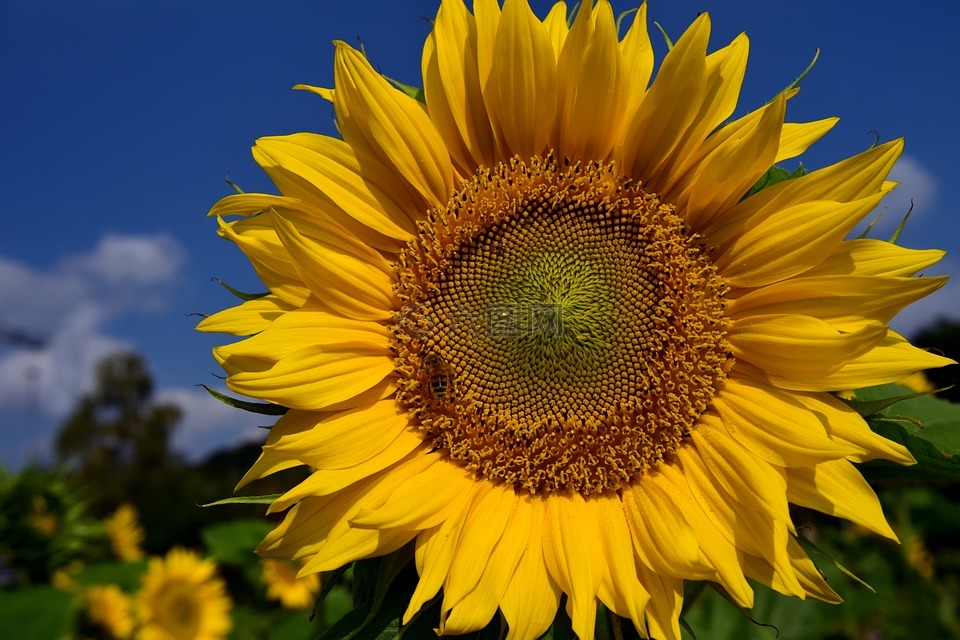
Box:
[2,0,958,469]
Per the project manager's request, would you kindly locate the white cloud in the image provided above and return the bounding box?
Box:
[859,155,938,237]
[157,386,266,461]
[0,233,187,419]
[888,256,960,339]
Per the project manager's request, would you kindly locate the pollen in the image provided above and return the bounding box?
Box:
[393,155,732,495]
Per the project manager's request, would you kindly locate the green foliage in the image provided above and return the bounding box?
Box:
[743,164,807,200]
[202,520,274,567]
[0,585,73,639]
[0,466,104,583]
[856,384,960,482]
[72,560,147,592]
[385,78,425,104]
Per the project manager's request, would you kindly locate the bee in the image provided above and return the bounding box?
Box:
[423,353,453,401]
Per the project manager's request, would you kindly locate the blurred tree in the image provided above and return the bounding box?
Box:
[913,318,960,403]
[55,352,186,549]
[57,352,182,483]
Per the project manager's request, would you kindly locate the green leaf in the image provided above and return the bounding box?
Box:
[212,277,269,301]
[855,384,960,482]
[200,519,274,565]
[200,494,280,508]
[0,586,73,640]
[841,387,943,418]
[743,164,807,200]
[200,384,288,415]
[73,560,147,592]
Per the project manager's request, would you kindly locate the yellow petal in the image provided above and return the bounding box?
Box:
[801,238,945,278]
[621,13,710,182]
[425,0,497,171]
[714,191,886,288]
[785,459,898,540]
[196,295,294,336]
[542,493,600,640]
[501,498,561,640]
[621,477,713,580]
[442,492,532,634]
[271,211,396,321]
[299,455,439,571]
[225,344,394,412]
[730,314,887,380]
[680,92,785,231]
[333,42,454,208]
[728,274,947,328]
[555,0,625,160]
[403,487,477,623]
[776,117,839,163]
[293,83,334,103]
[691,415,792,527]
[618,2,654,118]
[656,460,754,608]
[492,0,558,159]
[542,2,569,60]
[657,32,750,193]
[442,484,517,612]
[713,377,860,466]
[595,494,651,630]
[261,400,410,470]
[351,458,475,530]
[216,216,311,306]
[791,392,915,464]
[255,134,417,241]
[214,307,390,375]
[761,331,956,392]
[706,139,903,241]
[635,561,683,640]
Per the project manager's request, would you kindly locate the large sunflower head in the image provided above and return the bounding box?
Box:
[201,1,953,638]
[136,548,232,640]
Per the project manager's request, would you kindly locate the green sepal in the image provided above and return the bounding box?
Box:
[312,564,353,622]
[743,163,807,200]
[840,387,944,418]
[386,77,425,104]
[780,48,820,94]
[199,494,281,507]
[199,384,288,416]
[795,534,876,593]
[211,277,269,301]
[653,21,674,50]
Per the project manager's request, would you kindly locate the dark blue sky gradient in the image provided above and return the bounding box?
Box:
[2,0,958,467]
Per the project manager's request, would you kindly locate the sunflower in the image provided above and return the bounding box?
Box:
[136,548,232,640]
[261,557,321,609]
[200,1,952,638]
[83,584,135,639]
[105,503,146,562]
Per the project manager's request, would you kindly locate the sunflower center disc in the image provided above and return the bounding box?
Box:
[393,155,732,495]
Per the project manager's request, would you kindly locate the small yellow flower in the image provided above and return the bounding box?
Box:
[52,560,85,592]
[261,558,321,609]
[85,584,135,639]
[105,504,145,562]
[136,548,232,640]
[30,495,58,536]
